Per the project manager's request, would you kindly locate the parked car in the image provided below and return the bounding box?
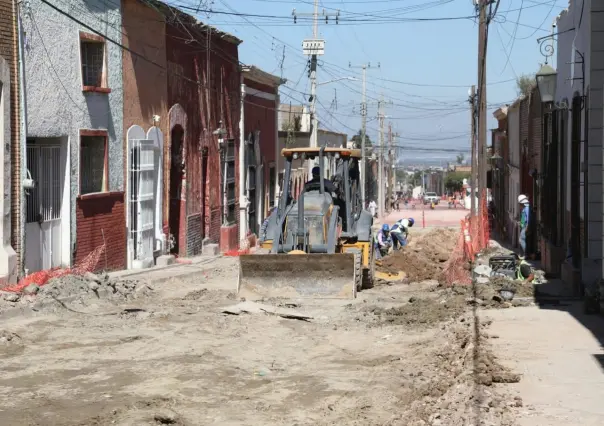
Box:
[423,192,439,205]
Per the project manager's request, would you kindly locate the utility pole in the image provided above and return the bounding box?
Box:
[476,0,489,215]
[469,85,477,217]
[293,3,339,175]
[387,124,398,211]
[378,95,385,218]
[349,61,379,207]
[387,123,392,212]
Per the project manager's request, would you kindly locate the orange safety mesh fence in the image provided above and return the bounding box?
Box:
[441,189,490,286]
[1,244,106,293]
[224,233,257,256]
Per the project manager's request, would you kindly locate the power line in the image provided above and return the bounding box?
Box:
[170,4,476,22]
[500,0,524,74]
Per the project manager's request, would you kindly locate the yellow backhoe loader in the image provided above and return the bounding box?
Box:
[238,146,375,299]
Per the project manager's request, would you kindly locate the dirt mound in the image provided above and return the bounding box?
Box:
[38,273,152,302]
[370,295,467,327]
[0,273,154,313]
[378,228,459,282]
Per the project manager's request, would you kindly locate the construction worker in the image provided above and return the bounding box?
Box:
[304,166,336,194]
[374,224,392,259]
[514,253,535,284]
[391,218,414,250]
[517,194,530,257]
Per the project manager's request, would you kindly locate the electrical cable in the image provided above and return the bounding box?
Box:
[500,0,524,74]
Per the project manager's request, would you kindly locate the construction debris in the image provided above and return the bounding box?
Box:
[0,229,525,426]
[0,272,153,314]
[222,301,313,321]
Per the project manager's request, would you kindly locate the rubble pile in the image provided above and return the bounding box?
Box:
[458,260,539,309]
[1,272,153,312]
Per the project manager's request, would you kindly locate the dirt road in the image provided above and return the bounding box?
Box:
[0,230,520,426]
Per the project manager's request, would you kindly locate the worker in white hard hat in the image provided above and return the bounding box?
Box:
[517,194,530,256]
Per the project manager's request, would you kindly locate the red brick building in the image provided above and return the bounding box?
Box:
[122,1,242,257]
[241,66,284,238]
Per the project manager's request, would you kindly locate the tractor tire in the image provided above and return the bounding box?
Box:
[363,240,376,289]
[347,248,363,294]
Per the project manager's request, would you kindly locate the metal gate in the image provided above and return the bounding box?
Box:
[129,139,159,265]
[25,143,63,273]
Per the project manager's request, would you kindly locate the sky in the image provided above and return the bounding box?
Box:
[172,0,568,164]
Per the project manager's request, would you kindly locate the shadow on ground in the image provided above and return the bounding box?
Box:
[489,233,604,373]
[533,298,604,373]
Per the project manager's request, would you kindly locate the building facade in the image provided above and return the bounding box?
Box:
[491,107,508,238]
[0,0,19,283]
[506,99,522,247]
[241,66,283,238]
[22,0,125,273]
[554,0,597,293]
[163,6,242,254]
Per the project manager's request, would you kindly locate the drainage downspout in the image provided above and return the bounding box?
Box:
[17,2,28,278]
[274,93,280,205]
[238,79,247,243]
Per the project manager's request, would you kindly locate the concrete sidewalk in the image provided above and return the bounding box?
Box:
[484,304,604,426]
[108,255,227,284]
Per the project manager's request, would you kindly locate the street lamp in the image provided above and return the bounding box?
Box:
[536,63,557,103]
[488,152,502,167]
[213,120,227,147]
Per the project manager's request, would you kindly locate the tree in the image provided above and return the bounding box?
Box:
[412,170,423,187]
[445,171,471,193]
[281,115,302,132]
[351,129,373,150]
[516,74,536,97]
[456,153,465,165]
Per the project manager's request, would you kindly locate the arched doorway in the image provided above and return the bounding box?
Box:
[169,125,184,255]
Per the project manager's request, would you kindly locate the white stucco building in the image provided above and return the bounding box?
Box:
[21,0,124,273]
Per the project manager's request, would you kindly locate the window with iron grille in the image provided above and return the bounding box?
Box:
[222,139,236,224]
[80,135,107,195]
[80,32,107,91]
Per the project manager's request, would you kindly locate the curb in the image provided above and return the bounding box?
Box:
[107,255,222,280]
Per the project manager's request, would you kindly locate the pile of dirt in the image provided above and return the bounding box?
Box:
[378,228,459,282]
[398,315,521,426]
[0,273,153,312]
[370,294,467,327]
[40,273,151,302]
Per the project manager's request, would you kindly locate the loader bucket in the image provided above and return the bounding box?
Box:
[238,253,357,299]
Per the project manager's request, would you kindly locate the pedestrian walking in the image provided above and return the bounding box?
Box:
[368,200,377,218]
